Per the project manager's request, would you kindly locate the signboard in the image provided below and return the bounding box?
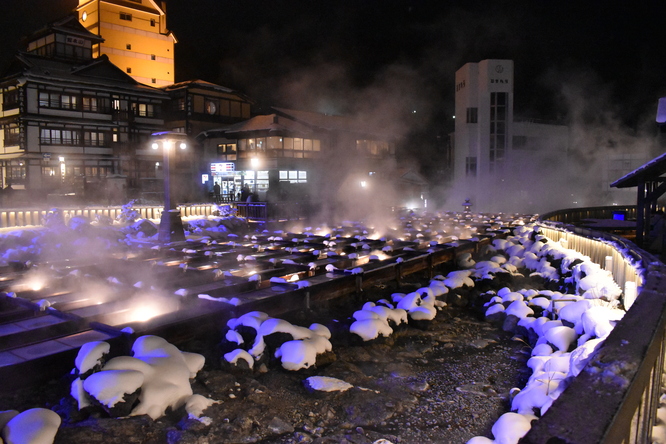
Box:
[201,174,209,184]
[210,162,234,174]
[42,153,51,160]
[66,36,86,47]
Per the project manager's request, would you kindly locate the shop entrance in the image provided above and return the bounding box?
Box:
[212,174,241,202]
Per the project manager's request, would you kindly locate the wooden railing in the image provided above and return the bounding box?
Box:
[0,202,308,229]
[0,204,217,228]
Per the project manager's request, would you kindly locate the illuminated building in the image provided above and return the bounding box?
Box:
[454,59,570,212]
[454,59,659,212]
[0,15,167,202]
[0,3,409,209]
[159,80,254,203]
[76,0,176,87]
[196,107,418,209]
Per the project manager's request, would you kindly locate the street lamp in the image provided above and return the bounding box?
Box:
[151,131,187,243]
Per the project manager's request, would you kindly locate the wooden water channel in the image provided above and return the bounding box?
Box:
[0,229,499,391]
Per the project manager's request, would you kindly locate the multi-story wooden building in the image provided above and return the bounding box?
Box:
[196,107,425,213]
[0,2,410,211]
[0,14,167,203]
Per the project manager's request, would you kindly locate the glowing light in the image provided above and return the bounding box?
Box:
[123,294,178,323]
[151,142,159,149]
[250,157,260,169]
[179,142,187,150]
[131,305,160,322]
[370,251,390,261]
[27,277,46,291]
[360,181,367,188]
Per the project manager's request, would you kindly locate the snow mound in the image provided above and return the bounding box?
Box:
[72,335,205,420]
[2,408,61,444]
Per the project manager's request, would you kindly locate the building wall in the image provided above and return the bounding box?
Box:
[454,59,514,209]
[77,0,175,86]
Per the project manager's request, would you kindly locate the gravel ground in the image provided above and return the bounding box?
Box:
[0,277,531,444]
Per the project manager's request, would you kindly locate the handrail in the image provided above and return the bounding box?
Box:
[0,204,218,228]
[0,202,305,229]
[521,220,666,443]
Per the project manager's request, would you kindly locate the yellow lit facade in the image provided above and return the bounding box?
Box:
[76,0,176,86]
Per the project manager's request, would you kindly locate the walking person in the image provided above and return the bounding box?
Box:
[213,182,221,203]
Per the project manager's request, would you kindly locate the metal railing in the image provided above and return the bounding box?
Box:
[521,220,666,443]
[234,201,307,222]
[540,205,637,225]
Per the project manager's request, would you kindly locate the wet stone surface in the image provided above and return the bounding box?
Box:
[0,278,530,444]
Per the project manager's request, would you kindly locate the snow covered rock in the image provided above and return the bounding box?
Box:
[2,408,61,444]
[222,349,254,373]
[83,369,144,417]
[74,336,205,421]
[303,376,353,395]
[74,341,110,378]
[349,318,393,342]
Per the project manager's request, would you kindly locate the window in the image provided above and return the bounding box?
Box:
[85,166,111,177]
[81,96,109,113]
[40,128,80,145]
[61,95,77,110]
[38,92,78,110]
[216,144,236,155]
[126,44,131,50]
[83,131,106,146]
[150,19,155,26]
[3,89,19,110]
[126,67,132,73]
[151,79,156,84]
[279,170,308,183]
[4,125,21,145]
[264,137,279,157]
[465,157,477,177]
[134,103,155,117]
[293,138,303,158]
[466,107,478,123]
[151,54,156,60]
[120,12,132,21]
[8,160,26,183]
[489,92,507,169]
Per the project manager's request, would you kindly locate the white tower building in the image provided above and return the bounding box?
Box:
[454,59,514,211]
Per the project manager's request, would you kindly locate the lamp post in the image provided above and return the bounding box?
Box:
[151,131,187,243]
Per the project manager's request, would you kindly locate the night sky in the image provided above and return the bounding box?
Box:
[2,1,666,143]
